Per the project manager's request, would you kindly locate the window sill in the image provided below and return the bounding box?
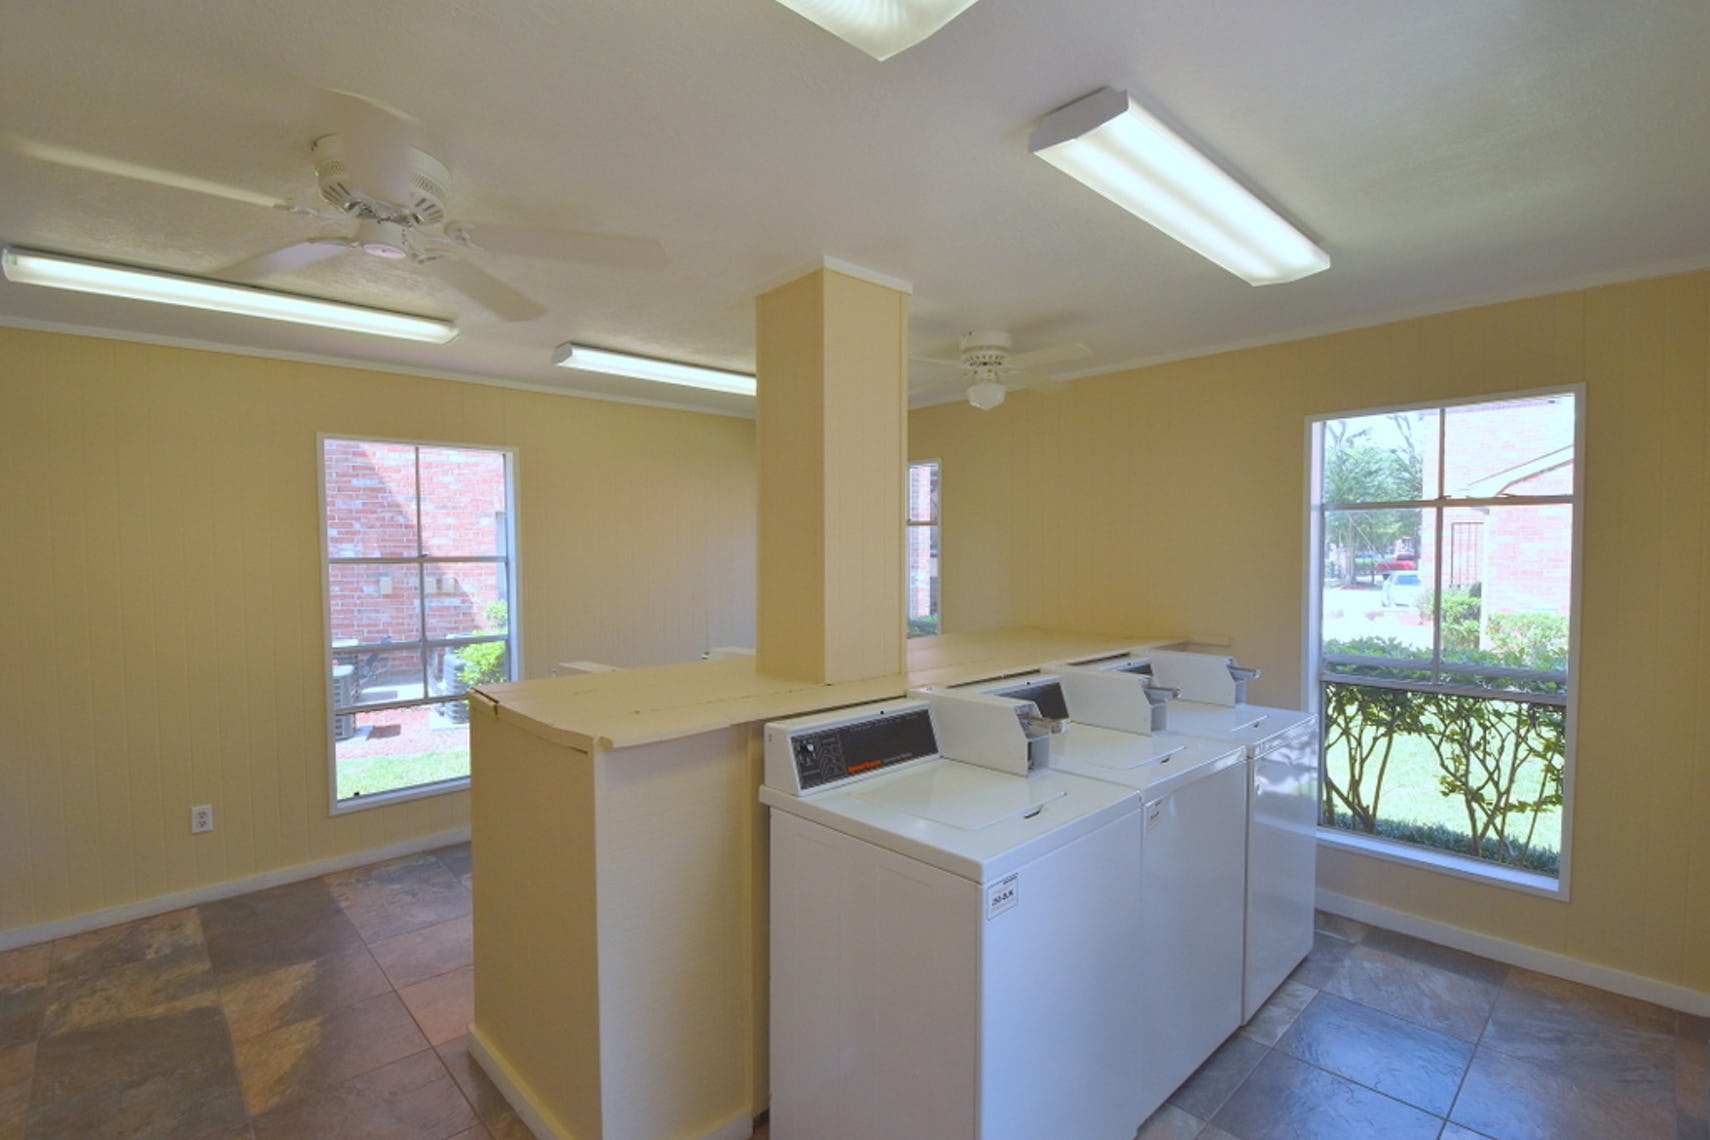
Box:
[331,776,470,816]
[1315,826,1567,901]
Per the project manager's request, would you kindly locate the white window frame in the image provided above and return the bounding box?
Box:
[1303,385,1583,899]
[319,434,521,814]
[907,458,941,637]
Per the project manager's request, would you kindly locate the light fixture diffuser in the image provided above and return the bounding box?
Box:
[772,0,982,60]
[1,246,458,343]
[1029,88,1330,286]
[553,343,756,397]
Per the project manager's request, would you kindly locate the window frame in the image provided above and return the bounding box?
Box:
[319,433,521,815]
[1303,385,1583,899]
[906,458,941,637]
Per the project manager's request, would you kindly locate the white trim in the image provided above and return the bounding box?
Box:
[467,1026,567,1140]
[0,314,757,420]
[1316,886,1710,1017]
[751,255,914,297]
[1317,827,1563,899]
[0,826,470,953]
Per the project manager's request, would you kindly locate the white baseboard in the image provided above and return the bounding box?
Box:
[467,1025,558,1140]
[1317,887,1710,1017]
[0,826,470,953]
[467,1024,757,1140]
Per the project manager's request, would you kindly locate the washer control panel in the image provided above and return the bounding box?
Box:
[788,708,937,792]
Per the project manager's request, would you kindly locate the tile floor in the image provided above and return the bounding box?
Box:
[1139,914,1709,1140]
[0,849,1702,1140]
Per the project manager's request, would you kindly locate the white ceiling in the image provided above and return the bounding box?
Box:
[3,1,1708,415]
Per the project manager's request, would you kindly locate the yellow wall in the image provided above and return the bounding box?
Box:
[910,272,1710,995]
[0,327,756,936]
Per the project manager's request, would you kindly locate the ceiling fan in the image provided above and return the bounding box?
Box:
[4,90,667,322]
[911,329,1091,409]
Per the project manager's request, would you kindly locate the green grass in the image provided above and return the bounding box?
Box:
[1323,731,1562,871]
[337,749,470,801]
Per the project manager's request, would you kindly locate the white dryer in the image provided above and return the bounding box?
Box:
[760,695,1147,1140]
[1080,649,1320,1021]
[941,673,1248,1118]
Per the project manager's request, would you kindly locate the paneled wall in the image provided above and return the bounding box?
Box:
[910,272,1710,995]
[0,328,756,935]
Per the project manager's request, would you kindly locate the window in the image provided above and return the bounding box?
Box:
[1310,391,1578,887]
[322,437,517,808]
[906,460,941,636]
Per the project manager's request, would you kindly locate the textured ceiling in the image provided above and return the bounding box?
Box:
[2,0,1707,414]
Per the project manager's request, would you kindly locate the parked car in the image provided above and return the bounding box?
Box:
[1382,570,1423,608]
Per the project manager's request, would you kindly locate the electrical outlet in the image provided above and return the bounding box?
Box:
[190,804,214,834]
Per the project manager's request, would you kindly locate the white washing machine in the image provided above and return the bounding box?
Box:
[760,694,1147,1140]
[940,673,1248,1118]
[1079,649,1319,1022]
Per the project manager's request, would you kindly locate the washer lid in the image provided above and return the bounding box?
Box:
[1167,700,1314,745]
[854,762,1067,830]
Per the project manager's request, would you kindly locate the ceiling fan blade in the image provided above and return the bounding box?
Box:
[447,221,667,270]
[321,89,428,206]
[908,371,967,396]
[419,257,546,321]
[216,238,353,281]
[5,133,286,210]
[1007,341,1091,370]
[908,353,965,368]
[1010,374,1068,395]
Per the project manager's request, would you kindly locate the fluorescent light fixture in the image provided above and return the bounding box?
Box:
[1,246,458,343]
[553,343,756,397]
[1029,88,1330,286]
[772,0,982,60]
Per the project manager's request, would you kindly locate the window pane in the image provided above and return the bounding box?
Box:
[907,525,939,624]
[323,440,418,558]
[1437,503,1572,692]
[1320,506,1430,668]
[1321,409,1434,504]
[424,561,508,641]
[328,564,421,646]
[428,641,510,700]
[1441,394,1574,499]
[419,447,509,556]
[332,647,427,709]
[908,461,939,524]
[333,700,471,800]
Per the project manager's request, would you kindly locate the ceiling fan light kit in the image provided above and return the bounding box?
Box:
[965,378,1006,410]
[1,246,459,343]
[1029,87,1330,286]
[772,0,983,60]
[553,342,756,397]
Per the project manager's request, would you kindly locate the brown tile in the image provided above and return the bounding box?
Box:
[1210,1049,1442,1140]
[250,1048,476,1140]
[369,915,473,989]
[436,1035,531,1138]
[1480,969,1676,1103]
[233,989,428,1116]
[447,1129,492,1140]
[0,988,45,1053]
[1240,979,1316,1045]
[1276,991,1473,1115]
[199,878,366,982]
[1357,926,1509,987]
[1322,942,1497,1041]
[1681,1012,1710,1044]
[26,1004,247,1140]
[1451,1045,1677,1140]
[1134,1101,1204,1139]
[48,909,207,987]
[40,948,216,1036]
[399,965,474,1047]
[1196,1129,1240,1140]
[0,947,48,991]
[0,1042,34,1140]
[326,855,472,943]
[1165,1032,1266,1120]
[1287,930,1355,990]
[1681,1038,1709,1120]
[432,842,473,880]
[218,945,391,1044]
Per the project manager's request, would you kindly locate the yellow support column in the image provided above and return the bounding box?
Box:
[755,263,910,683]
